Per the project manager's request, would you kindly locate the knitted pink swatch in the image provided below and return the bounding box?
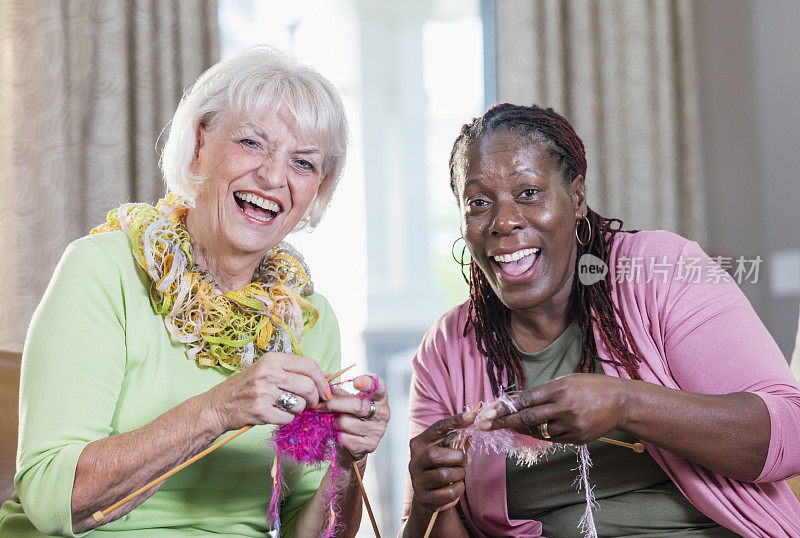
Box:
[267,376,379,536]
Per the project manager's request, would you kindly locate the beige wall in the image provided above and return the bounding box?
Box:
[694,0,800,357]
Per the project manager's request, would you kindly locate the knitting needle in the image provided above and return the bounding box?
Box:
[346,367,380,537]
[92,364,355,523]
[423,403,482,538]
[327,363,355,383]
[350,457,382,538]
[598,436,645,453]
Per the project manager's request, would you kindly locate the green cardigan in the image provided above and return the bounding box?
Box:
[0,231,341,536]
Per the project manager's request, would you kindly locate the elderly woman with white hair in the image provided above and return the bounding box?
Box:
[0,47,389,536]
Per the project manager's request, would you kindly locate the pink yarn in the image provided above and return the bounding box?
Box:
[272,409,340,464]
[266,375,379,536]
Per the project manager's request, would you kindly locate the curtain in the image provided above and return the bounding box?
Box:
[0,0,219,352]
[494,0,705,243]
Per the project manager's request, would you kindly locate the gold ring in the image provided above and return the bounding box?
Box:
[539,421,551,439]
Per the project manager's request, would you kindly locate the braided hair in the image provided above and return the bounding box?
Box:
[450,104,644,397]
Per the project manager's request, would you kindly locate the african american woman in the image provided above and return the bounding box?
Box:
[401,104,800,537]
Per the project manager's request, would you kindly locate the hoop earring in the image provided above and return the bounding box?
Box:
[575,215,592,246]
[451,236,471,284]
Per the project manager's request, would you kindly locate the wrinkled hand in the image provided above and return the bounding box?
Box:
[205,352,331,432]
[477,373,628,445]
[319,374,390,462]
[408,412,475,513]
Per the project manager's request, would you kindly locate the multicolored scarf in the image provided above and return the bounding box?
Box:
[90,194,319,370]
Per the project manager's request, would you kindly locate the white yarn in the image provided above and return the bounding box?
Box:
[458,397,599,538]
[574,444,598,538]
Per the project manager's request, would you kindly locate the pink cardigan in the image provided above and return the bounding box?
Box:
[404,231,800,537]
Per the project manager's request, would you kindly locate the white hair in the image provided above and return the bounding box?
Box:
[160,46,348,230]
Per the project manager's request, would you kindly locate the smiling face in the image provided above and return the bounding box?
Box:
[455,129,586,316]
[188,107,324,258]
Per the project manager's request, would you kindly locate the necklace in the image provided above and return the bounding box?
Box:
[91,194,318,370]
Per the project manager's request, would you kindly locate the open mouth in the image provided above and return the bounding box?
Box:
[491,248,541,277]
[234,191,282,224]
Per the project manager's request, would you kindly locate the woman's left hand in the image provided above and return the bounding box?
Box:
[476,373,628,445]
[318,374,390,462]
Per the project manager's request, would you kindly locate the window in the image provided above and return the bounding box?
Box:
[219,1,487,530]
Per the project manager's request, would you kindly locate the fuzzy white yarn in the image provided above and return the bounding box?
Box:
[454,396,599,538]
[574,444,598,538]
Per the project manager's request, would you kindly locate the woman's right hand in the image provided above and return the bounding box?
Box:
[204,352,331,432]
[408,411,475,513]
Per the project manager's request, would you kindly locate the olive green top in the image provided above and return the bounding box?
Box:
[505,321,737,537]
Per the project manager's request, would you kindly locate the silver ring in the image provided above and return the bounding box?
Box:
[275,392,299,411]
[363,400,376,420]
